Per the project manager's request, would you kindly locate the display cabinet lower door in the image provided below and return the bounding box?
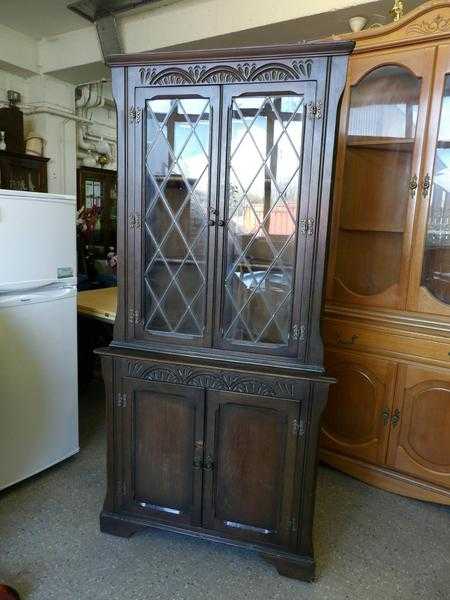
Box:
[202,390,300,549]
[121,380,205,526]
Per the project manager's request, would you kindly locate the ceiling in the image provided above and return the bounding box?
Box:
[0,0,88,39]
[0,0,427,43]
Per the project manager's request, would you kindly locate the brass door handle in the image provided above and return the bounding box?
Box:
[193,456,203,470]
[391,408,401,428]
[204,455,215,471]
[408,174,418,199]
[422,174,431,198]
[336,333,358,346]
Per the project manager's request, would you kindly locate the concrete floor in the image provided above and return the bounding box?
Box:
[1,382,449,600]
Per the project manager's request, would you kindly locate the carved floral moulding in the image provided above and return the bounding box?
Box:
[127,360,302,399]
[406,13,450,36]
[138,59,314,86]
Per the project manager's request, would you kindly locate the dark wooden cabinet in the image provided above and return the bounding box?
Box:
[98,40,353,581]
[0,151,48,192]
[77,166,118,251]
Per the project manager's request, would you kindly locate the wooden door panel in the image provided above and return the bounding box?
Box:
[123,379,205,525]
[387,365,450,488]
[203,390,300,549]
[321,350,397,464]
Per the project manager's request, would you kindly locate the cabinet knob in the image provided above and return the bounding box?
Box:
[382,406,390,426]
[217,219,225,227]
[208,219,216,226]
[408,174,418,199]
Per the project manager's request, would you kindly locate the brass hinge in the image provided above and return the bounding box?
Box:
[116,480,128,497]
[292,418,305,438]
[288,517,298,532]
[129,212,142,229]
[128,308,142,325]
[128,106,142,124]
[307,101,322,119]
[291,324,305,342]
[299,217,315,237]
[117,392,127,408]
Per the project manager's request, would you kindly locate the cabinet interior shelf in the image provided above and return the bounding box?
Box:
[340,226,404,234]
[346,136,415,152]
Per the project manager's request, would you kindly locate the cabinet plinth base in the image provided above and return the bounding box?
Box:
[321,450,450,505]
[99,511,316,581]
[100,512,147,538]
[262,554,315,582]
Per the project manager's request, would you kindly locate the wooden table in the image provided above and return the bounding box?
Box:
[77,287,117,383]
[77,287,117,323]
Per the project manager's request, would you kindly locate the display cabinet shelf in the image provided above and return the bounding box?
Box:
[346,136,415,151]
[339,226,404,234]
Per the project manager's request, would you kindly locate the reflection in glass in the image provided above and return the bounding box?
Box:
[334,66,421,300]
[144,97,211,336]
[222,94,304,347]
[421,75,450,304]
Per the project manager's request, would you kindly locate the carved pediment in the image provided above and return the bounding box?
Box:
[139,59,313,86]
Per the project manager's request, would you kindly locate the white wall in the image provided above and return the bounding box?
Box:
[0,70,117,195]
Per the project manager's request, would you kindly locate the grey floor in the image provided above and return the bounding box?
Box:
[1,382,449,600]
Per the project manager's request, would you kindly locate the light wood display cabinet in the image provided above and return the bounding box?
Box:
[323,1,450,505]
[98,41,353,581]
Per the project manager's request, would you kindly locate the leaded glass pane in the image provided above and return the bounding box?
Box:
[222,94,304,346]
[143,97,211,336]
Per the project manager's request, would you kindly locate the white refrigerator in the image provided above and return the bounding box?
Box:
[0,189,79,491]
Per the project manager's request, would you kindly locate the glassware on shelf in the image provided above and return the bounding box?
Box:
[421,75,450,304]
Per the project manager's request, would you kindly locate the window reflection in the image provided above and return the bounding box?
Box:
[348,66,419,139]
[222,94,304,347]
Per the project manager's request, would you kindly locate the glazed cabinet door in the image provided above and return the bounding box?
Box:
[215,82,318,357]
[202,390,302,549]
[408,45,450,317]
[120,378,205,526]
[326,46,435,310]
[131,86,220,347]
[321,350,397,464]
[386,364,450,489]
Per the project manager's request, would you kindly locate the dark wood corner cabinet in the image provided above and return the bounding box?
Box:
[98,40,353,581]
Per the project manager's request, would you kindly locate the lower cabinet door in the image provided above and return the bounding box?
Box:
[386,364,450,489]
[121,379,205,526]
[321,350,397,464]
[202,390,301,549]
